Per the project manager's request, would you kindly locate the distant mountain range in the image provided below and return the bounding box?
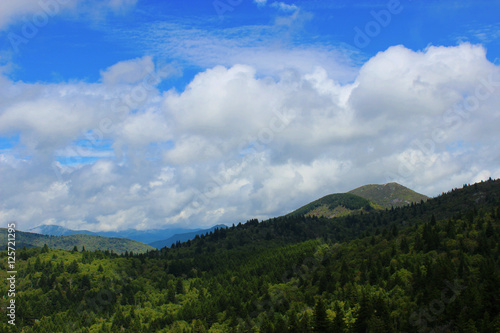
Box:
[17,182,426,253]
[0,229,155,254]
[3,178,499,332]
[26,223,229,250]
[149,224,227,249]
[27,224,226,245]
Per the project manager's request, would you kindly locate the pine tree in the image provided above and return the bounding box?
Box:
[340,260,350,286]
[313,298,330,332]
[332,302,346,332]
[400,236,409,253]
[354,293,372,333]
[67,260,79,274]
[176,279,184,294]
[167,287,176,303]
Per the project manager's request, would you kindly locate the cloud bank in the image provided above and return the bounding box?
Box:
[1,43,499,231]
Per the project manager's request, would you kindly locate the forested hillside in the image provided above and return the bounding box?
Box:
[286,193,374,218]
[0,179,499,332]
[0,230,155,254]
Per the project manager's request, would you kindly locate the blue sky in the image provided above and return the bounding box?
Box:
[5,1,500,84]
[1,0,499,231]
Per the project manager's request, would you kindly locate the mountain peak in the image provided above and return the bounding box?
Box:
[349,182,428,208]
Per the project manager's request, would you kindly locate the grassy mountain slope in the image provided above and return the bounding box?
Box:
[0,229,155,254]
[287,192,374,218]
[349,182,428,208]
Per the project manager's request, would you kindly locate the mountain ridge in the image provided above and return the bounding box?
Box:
[286,182,427,218]
[27,224,212,245]
[0,179,499,331]
[149,224,228,249]
[348,182,429,208]
[0,229,155,254]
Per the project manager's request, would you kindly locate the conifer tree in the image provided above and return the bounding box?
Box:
[313,298,330,332]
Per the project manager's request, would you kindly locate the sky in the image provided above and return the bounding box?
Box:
[0,0,499,232]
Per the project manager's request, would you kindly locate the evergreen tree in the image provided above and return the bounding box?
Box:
[313,298,330,332]
[353,293,372,333]
[176,279,184,294]
[67,260,79,274]
[332,302,346,332]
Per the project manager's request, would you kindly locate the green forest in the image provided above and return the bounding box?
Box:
[1,179,499,332]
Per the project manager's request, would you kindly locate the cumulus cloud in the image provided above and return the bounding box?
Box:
[1,43,499,231]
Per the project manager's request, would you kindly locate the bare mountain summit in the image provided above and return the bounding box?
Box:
[348,182,428,208]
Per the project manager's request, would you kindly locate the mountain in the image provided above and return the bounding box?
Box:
[149,224,228,249]
[0,229,155,254]
[1,179,498,332]
[28,225,97,236]
[286,182,427,218]
[99,228,204,244]
[28,225,206,245]
[348,182,428,208]
[287,192,375,218]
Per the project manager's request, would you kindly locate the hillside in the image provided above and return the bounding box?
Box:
[28,224,206,245]
[0,179,499,332]
[0,229,155,254]
[287,192,373,218]
[349,182,428,208]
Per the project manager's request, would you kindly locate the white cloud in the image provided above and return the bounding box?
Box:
[1,43,499,231]
[254,0,298,12]
[117,110,171,147]
[270,1,298,12]
[131,20,358,84]
[100,56,155,85]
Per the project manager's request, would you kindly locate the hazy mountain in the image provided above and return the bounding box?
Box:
[0,229,155,254]
[1,179,499,332]
[28,225,205,245]
[149,224,228,249]
[348,182,428,208]
[28,225,97,236]
[98,228,204,245]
